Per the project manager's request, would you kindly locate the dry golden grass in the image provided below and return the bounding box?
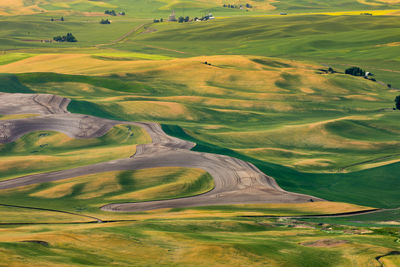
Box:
[0,206,92,223]
[236,147,310,156]
[95,201,373,221]
[377,41,400,47]
[308,9,400,15]
[118,101,195,120]
[344,94,378,101]
[0,145,136,180]
[0,0,45,15]
[213,115,381,152]
[0,54,354,105]
[357,157,400,170]
[216,202,373,214]
[109,167,208,200]
[357,0,383,6]
[25,167,209,201]
[0,114,38,120]
[294,158,334,167]
[30,171,121,199]
[381,255,400,267]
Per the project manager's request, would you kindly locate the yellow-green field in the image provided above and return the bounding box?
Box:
[0,124,151,180]
[2,54,397,173]
[1,0,400,265]
[0,215,398,267]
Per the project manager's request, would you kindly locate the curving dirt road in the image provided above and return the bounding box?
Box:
[0,93,323,212]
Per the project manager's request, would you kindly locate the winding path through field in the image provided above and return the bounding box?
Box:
[0,92,322,212]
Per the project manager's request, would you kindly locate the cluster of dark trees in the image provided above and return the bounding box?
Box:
[345,66,365,76]
[178,16,190,23]
[50,17,64,21]
[222,3,252,8]
[100,19,111,24]
[395,96,400,110]
[53,33,77,42]
[345,66,377,81]
[105,10,125,16]
[153,18,164,23]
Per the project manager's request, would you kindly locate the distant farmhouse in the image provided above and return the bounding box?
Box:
[168,10,177,21]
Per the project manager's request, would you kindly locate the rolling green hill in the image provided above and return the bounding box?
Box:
[1,1,400,265]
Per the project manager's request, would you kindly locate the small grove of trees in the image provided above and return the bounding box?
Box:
[105,10,117,16]
[178,16,190,23]
[105,10,125,16]
[53,33,77,42]
[222,3,252,8]
[395,95,400,110]
[100,19,111,24]
[345,66,365,76]
[153,18,163,23]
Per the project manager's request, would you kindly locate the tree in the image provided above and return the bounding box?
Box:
[184,16,189,22]
[105,10,116,16]
[60,16,64,21]
[100,19,111,24]
[53,33,77,42]
[178,16,184,23]
[53,35,62,42]
[345,66,365,77]
[160,18,163,22]
[65,33,77,42]
[395,96,400,110]
[388,84,392,88]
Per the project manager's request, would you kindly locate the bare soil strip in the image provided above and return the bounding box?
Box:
[0,93,322,212]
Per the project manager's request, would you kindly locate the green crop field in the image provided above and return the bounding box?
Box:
[1,0,400,265]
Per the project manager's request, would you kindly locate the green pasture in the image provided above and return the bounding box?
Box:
[125,15,400,87]
[0,216,398,266]
[300,208,400,226]
[0,14,148,49]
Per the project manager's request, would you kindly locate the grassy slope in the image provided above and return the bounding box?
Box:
[127,15,400,87]
[1,3,400,266]
[0,217,398,267]
[0,124,151,180]
[0,13,148,49]
[2,56,399,171]
[163,124,400,209]
[0,167,214,216]
[0,55,399,208]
